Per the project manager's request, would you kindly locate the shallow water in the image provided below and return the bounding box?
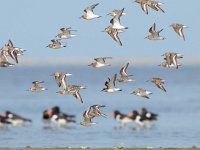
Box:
[0,66,200,148]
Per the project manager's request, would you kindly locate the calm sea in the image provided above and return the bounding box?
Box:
[0,66,200,148]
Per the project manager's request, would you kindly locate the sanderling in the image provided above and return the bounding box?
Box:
[51,72,72,89]
[80,3,101,20]
[102,74,122,92]
[145,23,165,40]
[46,39,66,49]
[170,23,188,41]
[27,81,47,92]
[88,57,112,68]
[56,27,77,39]
[103,25,124,46]
[131,88,152,99]
[147,77,166,92]
[117,62,134,83]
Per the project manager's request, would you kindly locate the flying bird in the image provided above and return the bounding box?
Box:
[80,3,101,20]
[46,39,66,49]
[170,23,188,41]
[110,8,127,30]
[147,77,166,92]
[131,88,152,99]
[103,25,124,46]
[27,81,47,92]
[117,62,134,83]
[102,74,122,92]
[51,72,72,89]
[88,57,112,68]
[147,1,165,13]
[56,27,77,39]
[145,23,165,40]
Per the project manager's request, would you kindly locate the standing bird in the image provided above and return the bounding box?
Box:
[102,74,122,92]
[112,110,133,127]
[170,23,188,41]
[0,115,11,127]
[27,81,47,92]
[2,111,32,126]
[43,106,76,127]
[117,62,134,83]
[145,23,165,40]
[131,88,152,99]
[88,57,112,68]
[147,77,166,92]
[51,72,72,89]
[56,27,77,39]
[138,107,158,121]
[80,3,101,20]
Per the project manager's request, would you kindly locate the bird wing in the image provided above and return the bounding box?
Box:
[73,90,83,103]
[156,83,166,92]
[108,74,117,88]
[84,3,99,14]
[149,23,156,33]
[119,63,129,77]
[95,57,111,63]
[112,29,122,46]
[141,2,148,14]
[9,49,18,63]
[32,81,43,88]
[178,27,185,41]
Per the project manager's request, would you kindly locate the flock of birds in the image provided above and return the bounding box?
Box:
[0,0,188,128]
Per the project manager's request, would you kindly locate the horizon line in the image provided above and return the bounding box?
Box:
[16,56,200,67]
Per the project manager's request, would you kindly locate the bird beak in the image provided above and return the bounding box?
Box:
[107,112,114,118]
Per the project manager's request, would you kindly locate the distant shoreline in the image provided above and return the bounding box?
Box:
[0,148,200,150]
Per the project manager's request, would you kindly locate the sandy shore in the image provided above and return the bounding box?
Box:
[0,148,200,150]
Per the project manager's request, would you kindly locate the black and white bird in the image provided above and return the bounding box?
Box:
[102,74,122,92]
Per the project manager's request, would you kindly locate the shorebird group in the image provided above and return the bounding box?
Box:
[112,107,158,128]
[0,1,189,128]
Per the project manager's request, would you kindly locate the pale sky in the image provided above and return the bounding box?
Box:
[0,0,199,65]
